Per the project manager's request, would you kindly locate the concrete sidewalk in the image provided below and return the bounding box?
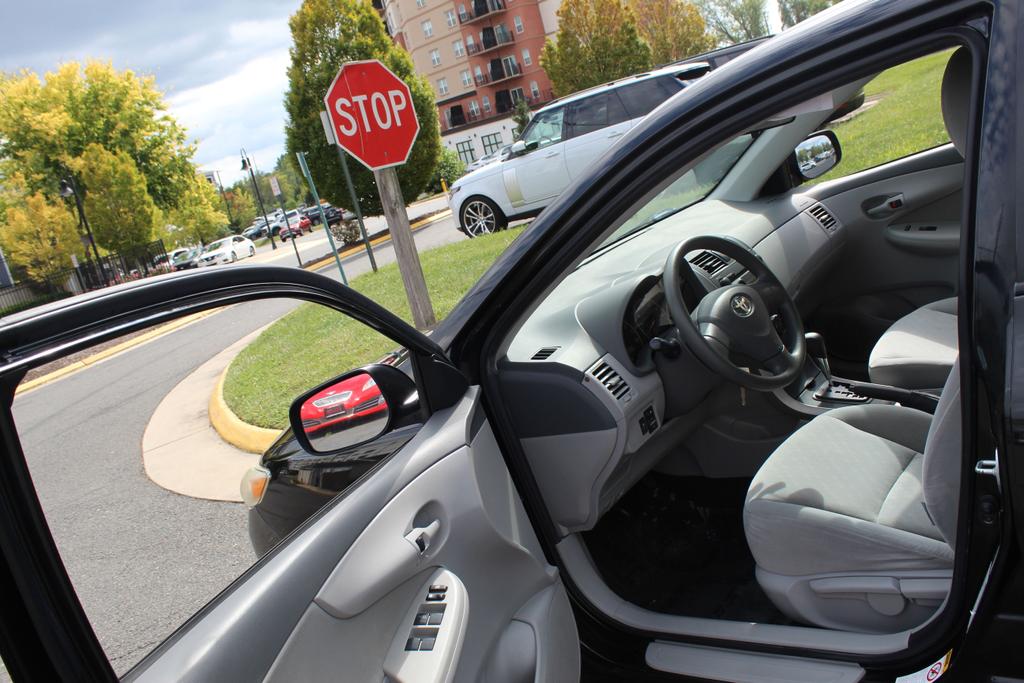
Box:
[142,326,275,502]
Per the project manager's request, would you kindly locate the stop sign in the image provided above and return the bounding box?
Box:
[323,60,420,171]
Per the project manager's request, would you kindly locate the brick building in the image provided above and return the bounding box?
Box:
[378,0,560,164]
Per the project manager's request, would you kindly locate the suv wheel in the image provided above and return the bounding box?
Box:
[461,196,506,237]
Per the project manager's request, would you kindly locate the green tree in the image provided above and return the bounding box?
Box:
[284,0,441,217]
[698,0,770,44]
[511,98,532,138]
[225,187,257,227]
[541,0,653,96]
[73,144,157,254]
[170,174,229,246]
[0,61,196,211]
[1,192,84,280]
[778,0,836,27]
[630,0,715,64]
[427,148,465,194]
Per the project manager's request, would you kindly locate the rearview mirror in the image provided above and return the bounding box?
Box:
[793,130,841,180]
[290,364,420,454]
[510,140,527,156]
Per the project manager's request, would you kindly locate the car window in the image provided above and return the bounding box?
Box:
[520,106,565,149]
[617,76,682,119]
[564,92,629,139]
[12,299,413,674]
[811,49,953,183]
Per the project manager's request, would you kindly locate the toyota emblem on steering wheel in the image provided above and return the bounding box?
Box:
[731,293,755,318]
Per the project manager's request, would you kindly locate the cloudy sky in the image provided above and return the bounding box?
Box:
[0,1,302,185]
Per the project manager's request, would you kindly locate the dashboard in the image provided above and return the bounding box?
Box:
[501,194,846,535]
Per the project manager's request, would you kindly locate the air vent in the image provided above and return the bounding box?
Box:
[689,250,728,276]
[588,361,632,401]
[807,204,837,232]
[531,346,560,361]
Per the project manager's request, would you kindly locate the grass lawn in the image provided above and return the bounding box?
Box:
[814,49,953,183]
[223,227,524,429]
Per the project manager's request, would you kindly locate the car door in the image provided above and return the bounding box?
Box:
[0,266,580,682]
[506,105,570,210]
[561,91,633,181]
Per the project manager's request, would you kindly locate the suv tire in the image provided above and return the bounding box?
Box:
[460,196,507,237]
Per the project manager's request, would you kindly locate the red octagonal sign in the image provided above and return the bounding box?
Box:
[323,60,420,171]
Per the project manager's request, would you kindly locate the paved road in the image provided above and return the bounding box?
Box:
[6,216,466,677]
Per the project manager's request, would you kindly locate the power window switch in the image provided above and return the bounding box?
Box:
[427,612,443,626]
[426,592,446,601]
[414,613,430,626]
[429,584,448,593]
[405,637,421,651]
[419,637,436,651]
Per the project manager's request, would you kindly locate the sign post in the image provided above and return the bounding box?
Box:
[324,60,435,329]
[320,110,376,272]
[270,176,302,267]
[296,151,348,285]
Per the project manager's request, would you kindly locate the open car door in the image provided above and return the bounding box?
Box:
[0,266,580,682]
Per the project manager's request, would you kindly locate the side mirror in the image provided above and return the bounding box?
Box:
[510,140,528,156]
[289,364,419,454]
[793,130,841,181]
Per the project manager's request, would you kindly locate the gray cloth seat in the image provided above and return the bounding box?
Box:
[868,297,958,391]
[744,362,961,633]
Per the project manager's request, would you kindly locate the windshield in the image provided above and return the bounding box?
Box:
[205,239,228,252]
[597,133,755,248]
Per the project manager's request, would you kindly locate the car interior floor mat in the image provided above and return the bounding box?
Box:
[581,473,794,625]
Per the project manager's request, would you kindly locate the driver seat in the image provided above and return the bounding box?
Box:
[743,360,961,632]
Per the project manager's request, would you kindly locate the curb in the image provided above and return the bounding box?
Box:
[16,309,217,396]
[209,208,454,454]
[209,366,281,455]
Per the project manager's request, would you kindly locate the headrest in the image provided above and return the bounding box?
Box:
[941,48,972,156]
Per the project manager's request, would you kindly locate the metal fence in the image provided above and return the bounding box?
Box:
[0,239,168,317]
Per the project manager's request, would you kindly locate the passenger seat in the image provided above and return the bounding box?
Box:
[867,48,969,391]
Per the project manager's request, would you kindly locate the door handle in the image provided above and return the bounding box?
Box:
[404,519,441,554]
[608,131,624,139]
[543,151,558,158]
[864,193,905,219]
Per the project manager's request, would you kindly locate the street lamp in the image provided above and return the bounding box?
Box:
[241,149,277,250]
[59,175,104,283]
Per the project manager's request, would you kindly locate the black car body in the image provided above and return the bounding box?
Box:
[3,2,1024,681]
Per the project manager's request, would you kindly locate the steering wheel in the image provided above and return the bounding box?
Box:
[663,235,805,391]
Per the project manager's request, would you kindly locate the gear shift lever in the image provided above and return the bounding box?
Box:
[805,332,832,387]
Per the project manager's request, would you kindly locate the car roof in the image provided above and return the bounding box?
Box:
[534,61,710,112]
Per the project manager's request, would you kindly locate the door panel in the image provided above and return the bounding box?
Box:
[130,388,579,682]
[806,155,963,371]
[511,147,570,210]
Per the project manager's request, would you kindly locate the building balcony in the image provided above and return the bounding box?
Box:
[440,88,556,133]
[466,31,514,56]
[458,0,506,24]
[474,61,521,86]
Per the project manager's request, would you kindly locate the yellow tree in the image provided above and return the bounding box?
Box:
[170,174,229,246]
[1,193,84,280]
[541,0,653,96]
[72,144,157,255]
[630,0,715,64]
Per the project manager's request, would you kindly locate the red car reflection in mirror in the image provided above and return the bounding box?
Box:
[300,374,387,434]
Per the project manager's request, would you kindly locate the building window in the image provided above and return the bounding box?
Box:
[416,0,426,7]
[438,77,449,95]
[430,49,441,66]
[458,3,468,21]
[530,80,541,99]
[481,132,503,155]
[469,100,481,117]
[514,15,524,33]
[456,140,476,164]
[461,70,472,87]
[482,95,492,113]
[521,48,532,66]
[502,55,519,77]
[453,39,465,57]
[422,19,433,37]
[510,87,525,103]
[473,65,484,84]
[446,9,457,26]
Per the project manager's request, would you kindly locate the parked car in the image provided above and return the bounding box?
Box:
[7,4,1024,682]
[267,209,305,237]
[197,235,256,266]
[448,61,712,236]
[170,247,201,271]
[464,145,511,173]
[299,373,386,436]
[242,223,268,241]
[305,203,349,226]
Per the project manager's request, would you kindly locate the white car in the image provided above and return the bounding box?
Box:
[464,145,511,173]
[197,235,257,266]
[448,62,710,236]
